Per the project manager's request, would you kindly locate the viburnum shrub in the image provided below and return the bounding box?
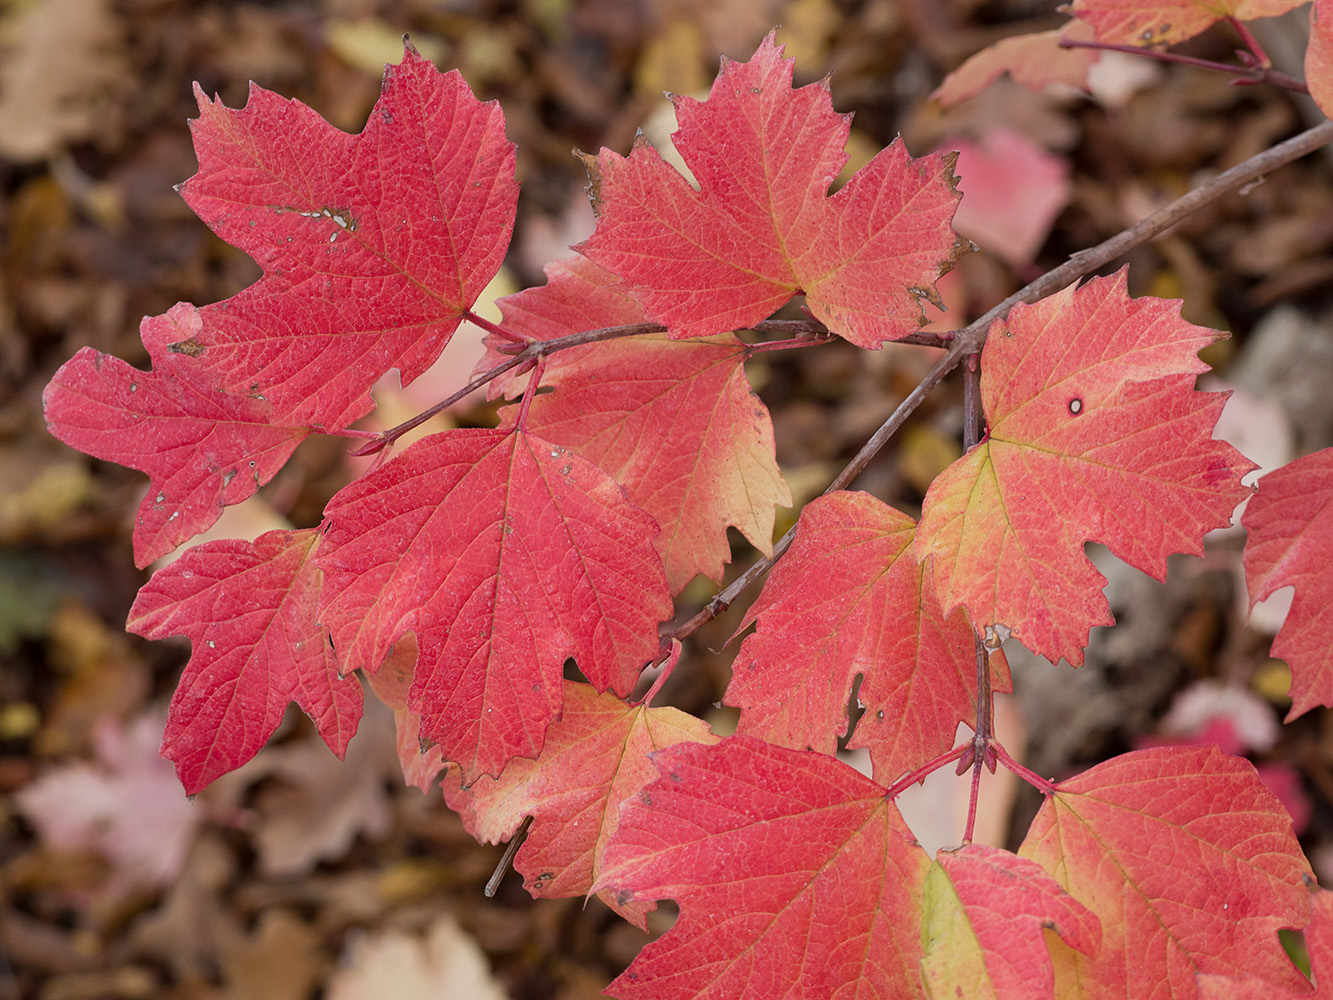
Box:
[41,1,1333,995]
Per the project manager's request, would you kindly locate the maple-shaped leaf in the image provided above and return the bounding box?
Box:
[597,736,931,1000]
[442,679,715,928]
[1242,447,1333,720]
[489,259,791,591]
[922,845,1101,1000]
[176,44,517,428]
[1069,0,1307,48]
[1309,2,1333,150]
[915,269,1253,665]
[1020,745,1312,999]
[317,427,671,782]
[127,527,362,794]
[726,491,1010,783]
[1198,886,1328,998]
[42,304,309,567]
[932,20,1101,107]
[575,32,967,348]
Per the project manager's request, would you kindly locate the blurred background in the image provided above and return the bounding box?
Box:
[4,1,1333,997]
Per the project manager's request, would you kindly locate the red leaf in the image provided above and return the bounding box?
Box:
[127,527,361,794]
[42,304,308,567]
[597,736,931,1000]
[1242,447,1333,720]
[1020,745,1312,999]
[1198,886,1328,998]
[916,270,1253,665]
[1069,0,1307,48]
[494,259,791,591]
[932,21,1101,107]
[575,33,967,348]
[726,491,1010,783]
[443,679,715,928]
[1309,0,1333,118]
[317,427,671,782]
[923,845,1101,1000]
[177,45,517,427]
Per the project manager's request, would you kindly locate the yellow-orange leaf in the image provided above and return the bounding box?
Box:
[1020,745,1312,999]
[1070,0,1307,48]
[443,679,715,928]
[916,270,1253,666]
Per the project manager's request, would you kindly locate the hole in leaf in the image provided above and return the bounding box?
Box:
[1069,398,1083,415]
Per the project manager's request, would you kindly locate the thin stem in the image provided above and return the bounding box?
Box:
[963,752,984,845]
[959,350,992,846]
[745,333,835,354]
[955,117,1333,356]
[1228,16,1270,69]
[356,315,962,458]
[750,319,828,337]
[353,323,668,455]
[962,352,982,450]
[632,639,681,707]
[992,744,1055,795]
[1060,38,1308,93]
[348,351,530,456]
[491,321,669,356]
[752,319,954,348]
[884,743,971,801]
[963,636,995,845]
[485,814,533,897]
[513,356,547,428]
[464,308,526,343]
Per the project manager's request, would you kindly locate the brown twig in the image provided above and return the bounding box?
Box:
[485,815,533,897]
[351,322,668,454]
[958,350,993,845]
[1059,37,1308,93]
[667,116,1333,644]
[354,319,955,456]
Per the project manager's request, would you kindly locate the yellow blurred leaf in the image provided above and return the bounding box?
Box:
[776,0,839,73]
[327,19,448,74]
[635,20,707,95]
[1253,659,1293,705]
[899,426,962,496]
